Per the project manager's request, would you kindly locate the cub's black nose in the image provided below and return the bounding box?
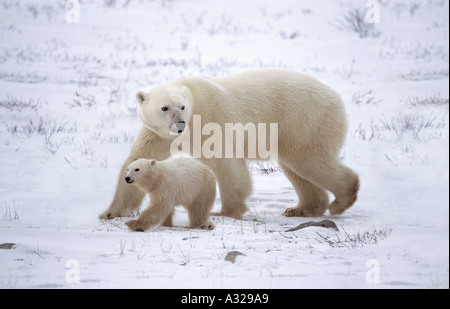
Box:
[125,176,131,183]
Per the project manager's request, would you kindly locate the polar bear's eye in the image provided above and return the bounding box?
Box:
[181,105,185,110]
[161,106,169,112]
[135,168,140,172]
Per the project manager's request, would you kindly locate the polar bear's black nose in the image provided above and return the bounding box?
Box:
[176,121,186,133]
[125,177,132,183]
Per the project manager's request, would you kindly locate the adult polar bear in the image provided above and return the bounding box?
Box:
[99,70,359,220]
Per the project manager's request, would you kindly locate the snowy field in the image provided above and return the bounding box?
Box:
[0,0,448,289]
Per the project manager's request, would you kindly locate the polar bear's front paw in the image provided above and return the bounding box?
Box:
[99,209,130,220]
[126,219,148,232]
[99,211,115,220]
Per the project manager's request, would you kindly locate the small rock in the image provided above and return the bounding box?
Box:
[0,243,16,249]
[224,251,245,263]
[285,220,339,232]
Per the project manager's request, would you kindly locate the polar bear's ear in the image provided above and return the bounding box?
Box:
[136,91,147,105]
[149,159,157,167]
[180,86,190,99]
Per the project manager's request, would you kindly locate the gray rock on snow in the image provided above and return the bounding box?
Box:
[285,220,339,232]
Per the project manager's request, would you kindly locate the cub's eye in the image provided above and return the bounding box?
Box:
[181,105,185,110]
[161,106,169,112]
[134,168,140,172]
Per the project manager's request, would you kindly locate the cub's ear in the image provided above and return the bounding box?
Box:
[149,159,157,167]
[136,91,147,105]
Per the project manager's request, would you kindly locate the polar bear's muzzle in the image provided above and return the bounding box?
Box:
[125,176,134,184]
[170,121,186,134]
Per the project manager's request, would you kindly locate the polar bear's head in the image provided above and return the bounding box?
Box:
[136,84,193,139]
[125,158,156,186]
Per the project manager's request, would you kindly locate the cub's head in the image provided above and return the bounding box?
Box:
[136,84,193,139]
[125,159,157,185]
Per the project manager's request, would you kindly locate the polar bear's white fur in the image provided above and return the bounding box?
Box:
[100,70,359,220]
[124,158,216,231]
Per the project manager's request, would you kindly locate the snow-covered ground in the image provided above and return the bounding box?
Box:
[0,0,448,289]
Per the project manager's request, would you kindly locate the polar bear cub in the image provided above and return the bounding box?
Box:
[124,158,216,232]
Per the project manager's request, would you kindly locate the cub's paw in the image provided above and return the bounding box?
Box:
[125,219,148,232]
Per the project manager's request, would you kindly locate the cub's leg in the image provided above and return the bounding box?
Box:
[187,193,215,230]
[160,209,174,227]
[126,201,173,232]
